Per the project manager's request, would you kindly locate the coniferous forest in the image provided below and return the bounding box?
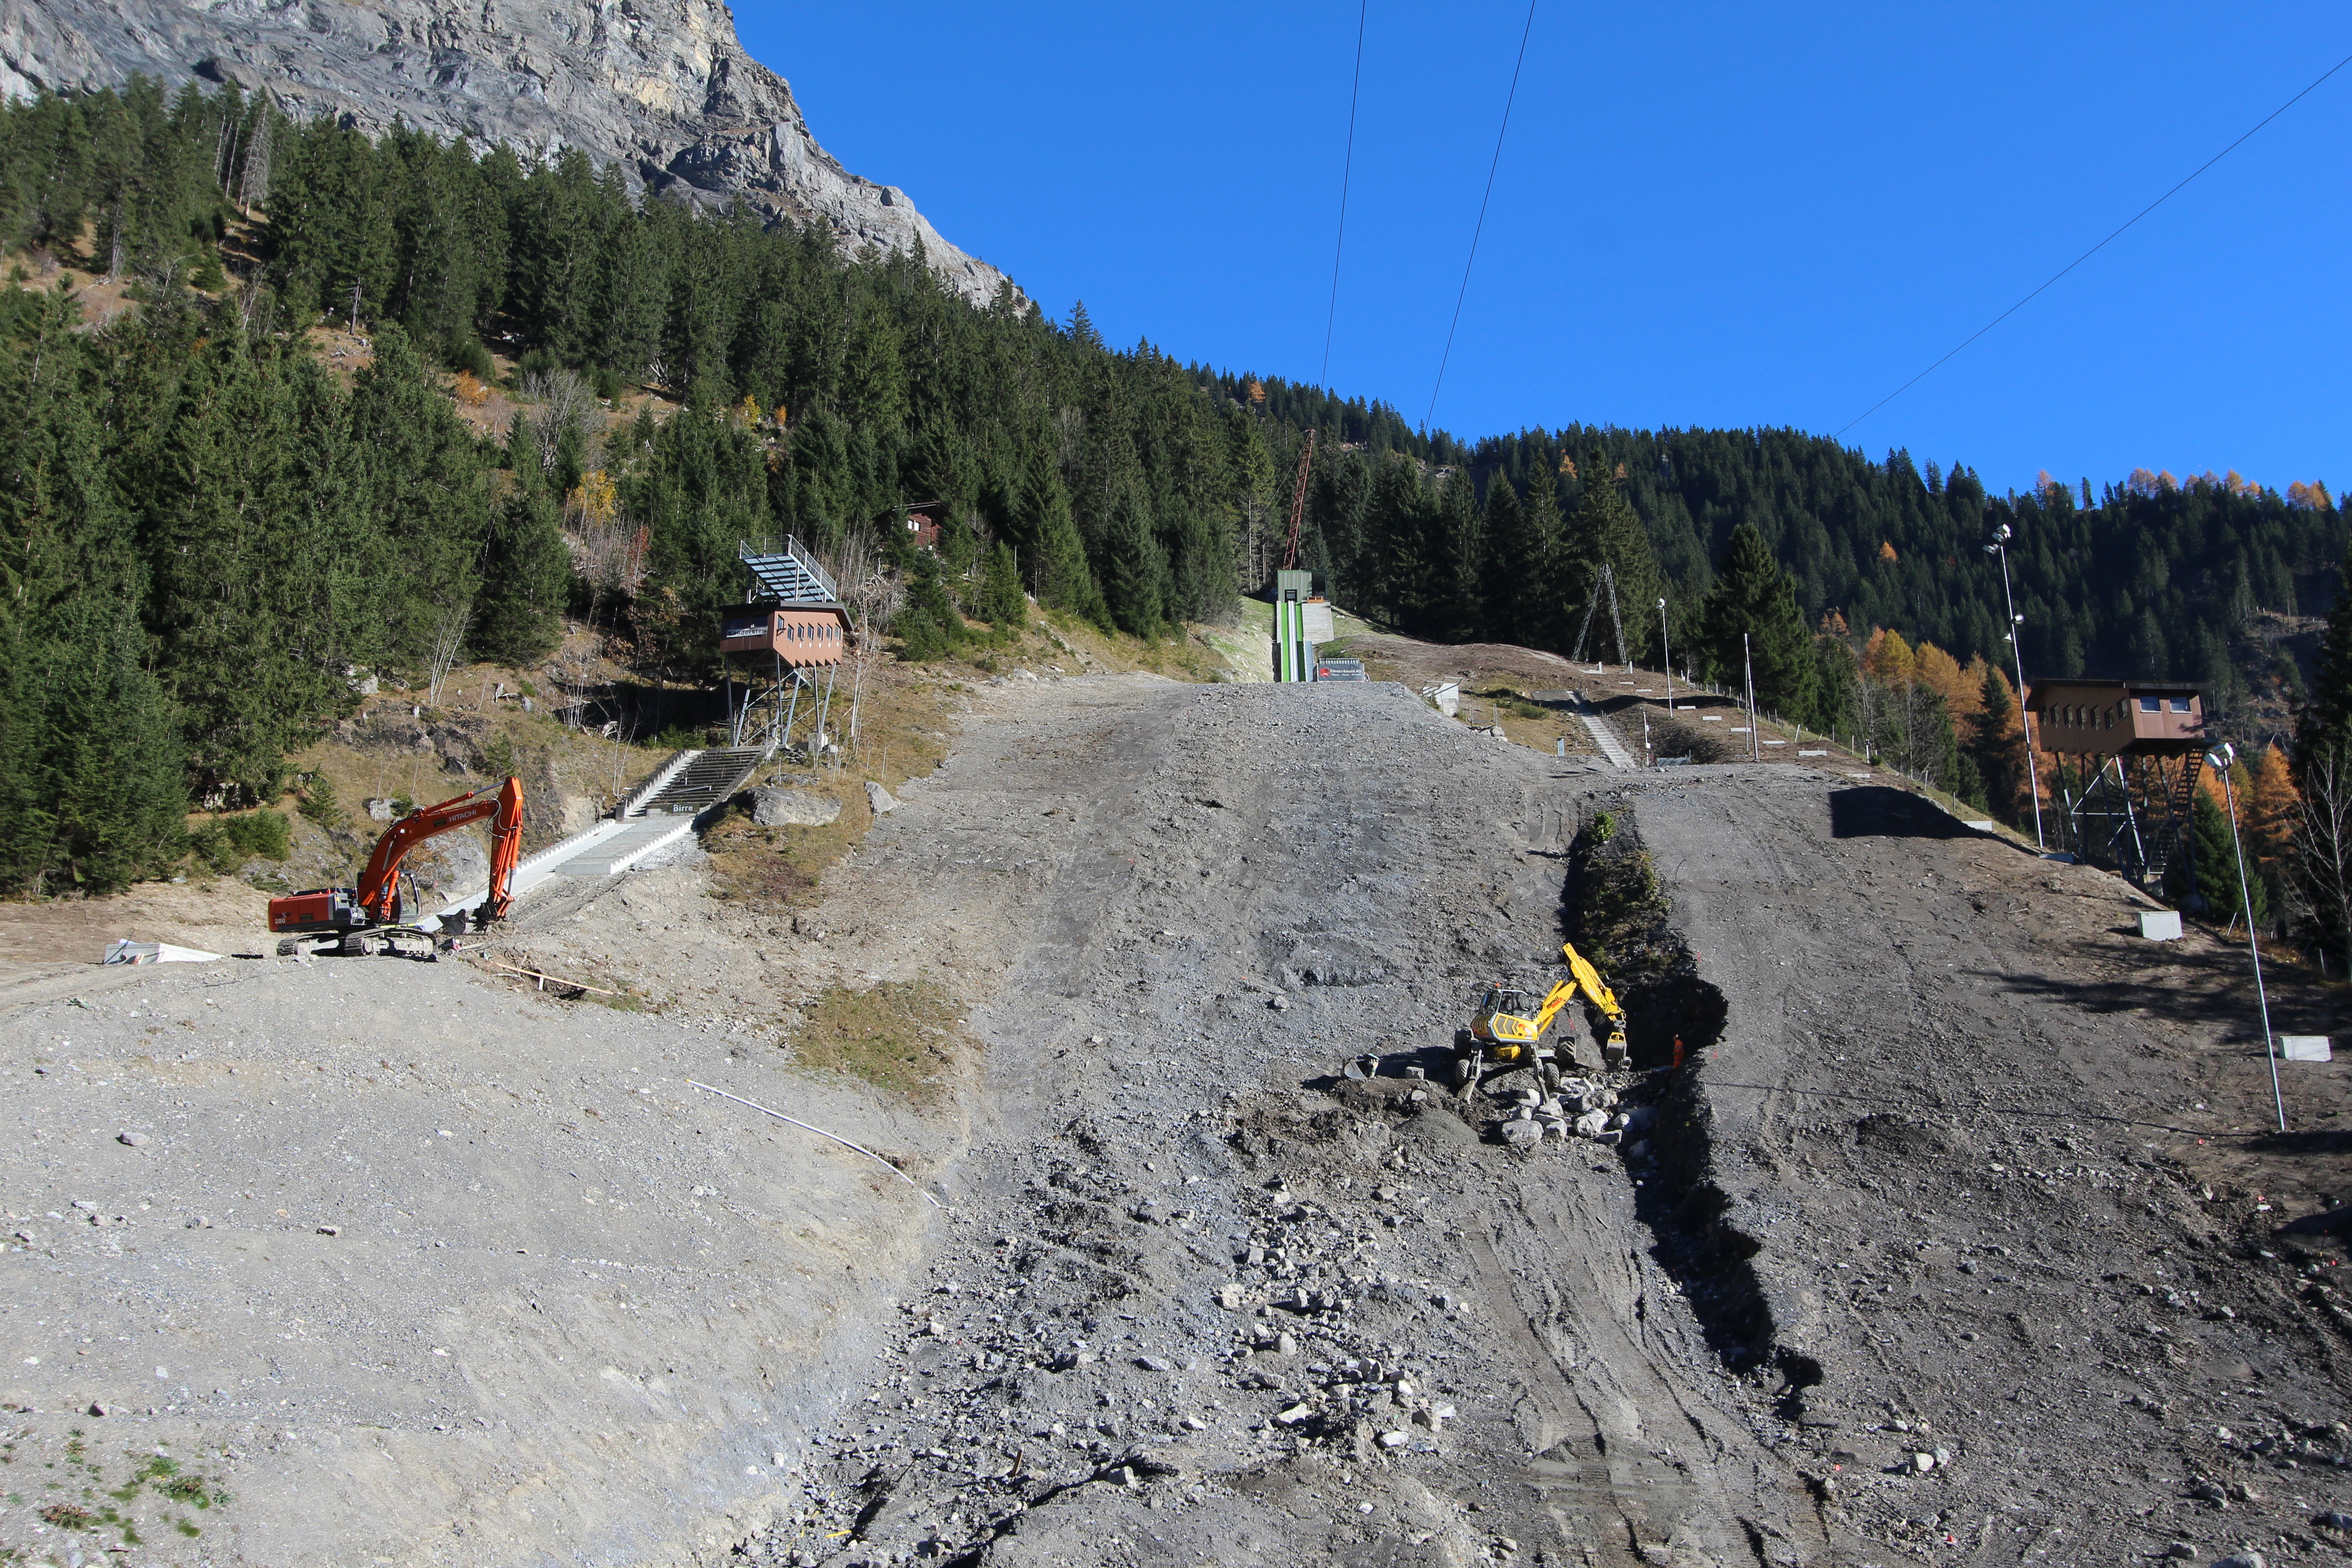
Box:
[2,79,2348,962]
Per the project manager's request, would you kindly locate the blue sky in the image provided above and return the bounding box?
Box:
[733,3,2351,496]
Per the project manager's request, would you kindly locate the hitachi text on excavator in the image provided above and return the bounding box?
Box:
[267,776,524,956]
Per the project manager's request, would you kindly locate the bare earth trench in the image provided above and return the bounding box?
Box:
[4,674,2348,1567]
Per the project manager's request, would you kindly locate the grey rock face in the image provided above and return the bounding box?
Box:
[750,784,839,828]
[0,0,1014,304]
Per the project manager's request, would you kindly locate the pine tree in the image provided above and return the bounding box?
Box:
[1560,451,1661,663]
[2193,786,2268,931]
[978,540,1026,628]
[893,548,966,661]
[1697,523,1815,720]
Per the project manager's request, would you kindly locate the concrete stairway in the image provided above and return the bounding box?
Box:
[637,747,765,816]
[423,747,769,927]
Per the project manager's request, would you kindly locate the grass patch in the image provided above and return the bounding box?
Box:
[1649,715,1740,764]
[1469,686,1551,722]
[704,813,825,908]
[788,980,967,1106]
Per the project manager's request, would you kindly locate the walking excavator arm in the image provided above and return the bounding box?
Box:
[1458,940,1629,1092]
[1559,941,1630,1068]
[269,776,524,948]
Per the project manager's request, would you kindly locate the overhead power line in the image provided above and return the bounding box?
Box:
[1423,0,1536,434]
[1320,0,1368,387]
[1836,49,2352,440]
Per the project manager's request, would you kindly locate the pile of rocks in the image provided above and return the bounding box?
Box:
[1489,1075,1655,1152]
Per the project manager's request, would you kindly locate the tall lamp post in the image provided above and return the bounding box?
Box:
[1657,598,1674,712]
[2208,741,2287,1134]
[1984,525,2045,849]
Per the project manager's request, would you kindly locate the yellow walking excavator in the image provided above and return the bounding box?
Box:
[1452,941,1628,1094]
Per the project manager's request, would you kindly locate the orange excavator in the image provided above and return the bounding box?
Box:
[268,776,524,956]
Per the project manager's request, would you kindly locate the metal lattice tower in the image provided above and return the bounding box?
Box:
[1570,562,1628,667]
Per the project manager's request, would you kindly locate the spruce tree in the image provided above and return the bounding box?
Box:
[1099,487,1169,638]
[1021,453,1104,625]
[473,480,571,664]
[978,540,1025,628]
[1475,475,1534,644]
[2192,787,2268,931]
[1812,633,1860,742]
[893,549,965,661]
[1518,464,1565,648]
[1966,663,2027,823]
[1697,522,1815,720]
[1427,471,1482,644]
[1560,451,1661,663]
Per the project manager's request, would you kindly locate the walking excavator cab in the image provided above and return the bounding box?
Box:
[267,776,525,956]
[1453,940,1629,1094]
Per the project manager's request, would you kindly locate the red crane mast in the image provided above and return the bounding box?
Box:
[1281,428,1316,571]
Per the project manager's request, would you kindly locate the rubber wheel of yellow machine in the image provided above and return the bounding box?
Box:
[1453,1054,1478,1092]
[1540,1059,1561,1092]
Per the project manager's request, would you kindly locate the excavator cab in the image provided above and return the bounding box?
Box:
[1456,981,1574,1092]
[1470,986,1542,1045]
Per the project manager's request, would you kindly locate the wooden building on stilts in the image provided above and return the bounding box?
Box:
[2026,678,2207,893]
[720,538,855,756]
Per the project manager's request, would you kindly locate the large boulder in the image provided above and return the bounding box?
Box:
[751,786,841,828]
[407,833,488,895]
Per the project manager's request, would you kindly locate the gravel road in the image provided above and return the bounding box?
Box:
[5,671,2346,1568]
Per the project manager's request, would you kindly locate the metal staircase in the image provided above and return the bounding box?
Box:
[739,538,837,605]
[2138,750,2203,893]
[2068,750,2202,892]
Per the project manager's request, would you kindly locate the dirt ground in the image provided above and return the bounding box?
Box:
[5,653,2349,1568]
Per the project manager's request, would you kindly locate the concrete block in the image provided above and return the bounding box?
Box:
[1962,819,1996,832]
[2279,1035,2332,1063]
[2137,911,2183,941]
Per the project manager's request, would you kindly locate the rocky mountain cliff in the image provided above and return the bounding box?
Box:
[0,0,1013,304]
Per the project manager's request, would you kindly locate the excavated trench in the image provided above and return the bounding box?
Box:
[1558,807,1804,1390]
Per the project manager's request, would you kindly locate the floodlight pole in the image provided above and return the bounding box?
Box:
[2212,746,2286,1133]
[1989,532,2046,849]
[1657,598,1674,712]
[1744,633,1759,763]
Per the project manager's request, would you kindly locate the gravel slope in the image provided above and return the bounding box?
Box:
[5,672,2346,1568]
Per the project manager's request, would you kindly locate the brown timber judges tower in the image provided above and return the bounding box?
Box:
[2026,678,2205,891]
[720,538,855,754]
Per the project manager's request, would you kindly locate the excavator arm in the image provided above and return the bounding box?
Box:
[267,776,524,948]
[1559,941,1629,1065]
[479,774,524,923]
[354,776,525,924]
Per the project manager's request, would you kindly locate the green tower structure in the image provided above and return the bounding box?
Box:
[1274,569,1315,682]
